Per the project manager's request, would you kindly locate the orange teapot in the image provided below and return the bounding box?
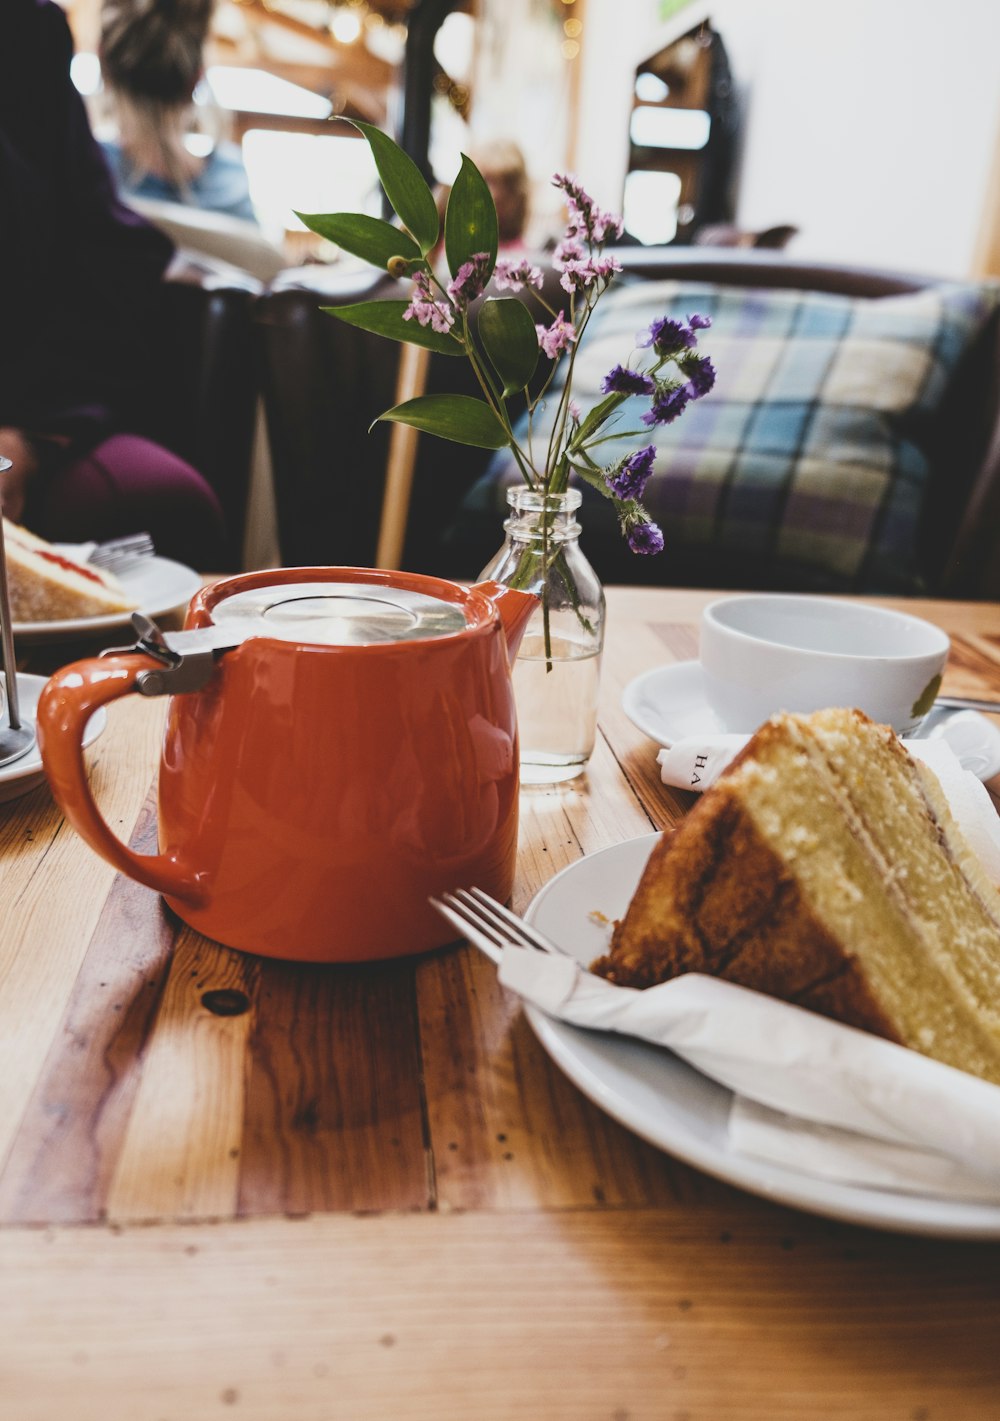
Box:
[37,567,537,963]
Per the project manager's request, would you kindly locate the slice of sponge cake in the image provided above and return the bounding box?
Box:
[593,708,1000,1084]
[4,518,138,622]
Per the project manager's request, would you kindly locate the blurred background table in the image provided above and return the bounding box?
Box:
[1,586,999,1420]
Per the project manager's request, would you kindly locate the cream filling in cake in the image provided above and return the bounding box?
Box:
[776,711,1000,1078]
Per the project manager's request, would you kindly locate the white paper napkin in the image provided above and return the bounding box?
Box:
[499,952,1000,1198]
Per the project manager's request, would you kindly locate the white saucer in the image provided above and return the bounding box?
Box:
[0,675,107,804]
[622,660,1000,782]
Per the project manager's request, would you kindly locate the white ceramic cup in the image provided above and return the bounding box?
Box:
[699,594,950,736]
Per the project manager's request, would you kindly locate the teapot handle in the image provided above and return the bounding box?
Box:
[36,655,205,905]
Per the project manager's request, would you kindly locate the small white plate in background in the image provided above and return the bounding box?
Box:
[0,675,106,803]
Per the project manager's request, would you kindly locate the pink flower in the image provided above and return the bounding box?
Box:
[558,254,622,293]
[493,258,544,292]
[403,269,455,334]
[446,252,492,307]
[535,312,577,359]
[553,236,585,269]
[552,174,623,246]
[589,207,624,243]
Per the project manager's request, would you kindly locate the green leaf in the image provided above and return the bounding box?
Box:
[354,121,439,255]
[378,395,509,449]
[573,392,624,446]
[294,212,421,269]
[322,301,463,356]
[444,154,499,278]
[478,298,539,395]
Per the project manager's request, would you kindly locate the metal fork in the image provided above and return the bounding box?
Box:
[430,886,571,965]
[87,532,155,573]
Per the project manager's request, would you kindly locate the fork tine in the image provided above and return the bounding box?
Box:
[88,532,156,571]
[429,894,503,964]
[432,886,574,964]
[91,535,152,555]
[463,887,570,958]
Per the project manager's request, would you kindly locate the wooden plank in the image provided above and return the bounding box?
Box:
[945,631,1000,695]
[600,614,701,828]
[0,696,164,1181]
[105,928,254,1224]
[1,1210,999,1421]
[514,732,656,903]
[237,957,430,1216]
[0,796,178,1225]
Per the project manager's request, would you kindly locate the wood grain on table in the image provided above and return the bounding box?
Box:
[1,587,999,1420]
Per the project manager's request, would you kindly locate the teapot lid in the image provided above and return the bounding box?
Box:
[211,580,468,646]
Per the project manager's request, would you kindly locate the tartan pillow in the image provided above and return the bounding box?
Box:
[456,278,998,592]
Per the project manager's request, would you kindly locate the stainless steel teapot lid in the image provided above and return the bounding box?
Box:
[112,580,473,698]
[212,581,468,646]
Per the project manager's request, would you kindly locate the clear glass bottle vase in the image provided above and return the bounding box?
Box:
[480,487,606,785]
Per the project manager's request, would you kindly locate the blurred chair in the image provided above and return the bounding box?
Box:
[135,251,263,570]
[692,222,799,249]
[255,263,403,570]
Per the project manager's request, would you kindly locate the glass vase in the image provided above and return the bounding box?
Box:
[480,487,606,786]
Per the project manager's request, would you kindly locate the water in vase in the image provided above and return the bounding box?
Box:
[513,632,602,785]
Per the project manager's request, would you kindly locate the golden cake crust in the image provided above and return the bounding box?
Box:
[592,774,904,1042]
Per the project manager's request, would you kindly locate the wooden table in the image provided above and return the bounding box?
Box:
[2,586,1000,1420]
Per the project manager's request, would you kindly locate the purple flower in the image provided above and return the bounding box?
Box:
[626,519,665,555]
[689,313,712,329]
[605,445,657,500]
[446,252,492,306]
[640,316,696,355]
[402,269,455,335]
[601,364,655,396]
[680,353,716,399]
[536,311,577,359]
[493,258,544,292]
[641,385,690,426]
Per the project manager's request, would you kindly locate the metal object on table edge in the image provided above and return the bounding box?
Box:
[935,695,1000,715]
[0,461,36,765]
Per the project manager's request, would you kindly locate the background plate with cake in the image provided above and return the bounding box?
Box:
[4,519,202,643]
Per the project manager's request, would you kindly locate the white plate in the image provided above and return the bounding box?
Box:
[0,675,107,803]
[622,660,1000,781]
[523,833,1000,1238]
[11,555,202,643]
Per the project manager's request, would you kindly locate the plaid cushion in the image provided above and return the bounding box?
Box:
[457,278,998,592]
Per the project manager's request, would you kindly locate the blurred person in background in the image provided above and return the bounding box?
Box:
[431,138,533,270]
[99,0,256,223]
[470,139,531,254]
[0,0,227,567]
